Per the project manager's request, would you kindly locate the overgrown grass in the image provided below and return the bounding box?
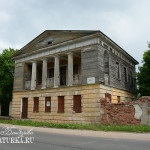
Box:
[0,119,150,133]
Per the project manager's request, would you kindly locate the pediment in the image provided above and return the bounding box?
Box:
[14,30,98,57]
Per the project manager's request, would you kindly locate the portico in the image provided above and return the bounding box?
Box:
[24,51,81,90]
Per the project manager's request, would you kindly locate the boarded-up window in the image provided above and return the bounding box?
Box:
[45,97,51,112]
[73,95,82,113]
[105,93,111,103]
[33,97,39,112]
[58,96,64,113]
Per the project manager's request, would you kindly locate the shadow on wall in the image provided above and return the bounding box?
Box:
[100,96,150,126]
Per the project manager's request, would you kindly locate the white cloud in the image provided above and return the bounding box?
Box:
[0,0,150,67]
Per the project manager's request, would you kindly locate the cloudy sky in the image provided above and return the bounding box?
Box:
[0,0,150,67]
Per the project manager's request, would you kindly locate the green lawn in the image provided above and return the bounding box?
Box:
[0,119,150,133]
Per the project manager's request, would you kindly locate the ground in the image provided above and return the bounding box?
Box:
[0,124,150,150]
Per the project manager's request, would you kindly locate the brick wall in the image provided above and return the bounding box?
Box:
[100,96,150,125]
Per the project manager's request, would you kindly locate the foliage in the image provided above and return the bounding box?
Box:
[0,48,17,115]
[137,43,150,96]
[0,119,150,133]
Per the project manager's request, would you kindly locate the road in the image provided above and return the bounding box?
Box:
[0,124,150,150]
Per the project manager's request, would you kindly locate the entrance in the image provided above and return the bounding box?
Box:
[22,98,28,119]
[60,66,66,86]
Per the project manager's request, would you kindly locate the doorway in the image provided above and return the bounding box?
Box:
[60,66,66,86]
[22,98,28,119]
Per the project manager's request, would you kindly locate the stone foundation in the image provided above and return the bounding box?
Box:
[12,84,136,124]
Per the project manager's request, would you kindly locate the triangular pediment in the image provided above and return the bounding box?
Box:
[14,30,98,57]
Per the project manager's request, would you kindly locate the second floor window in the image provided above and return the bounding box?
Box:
[116,62,120,79]
[124,67,127,82]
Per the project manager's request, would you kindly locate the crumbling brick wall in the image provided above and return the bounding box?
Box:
[100,96,150,125]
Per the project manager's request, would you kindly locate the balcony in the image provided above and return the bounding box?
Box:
[73,74,81,85]
[25,81,31,90]
[47,77,54,87]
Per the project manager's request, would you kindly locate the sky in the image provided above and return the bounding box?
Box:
[0,0,150,67]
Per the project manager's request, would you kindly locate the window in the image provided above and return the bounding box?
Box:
[128,71,134,86]
[124,67,127,82]
[73,64,79,75]
[73,95,82,113]
[45,97,51,112]
[33,97,39,112]
[58,96,64,113]
[105,93,112,103]
[48,41,53,45]
[116,62,120,79]
[27,64,32,81]
[104,51,109,85]
[48,68,54,78]
[117,96,121,103]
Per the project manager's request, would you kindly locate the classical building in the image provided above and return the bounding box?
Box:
[12,30,138,123]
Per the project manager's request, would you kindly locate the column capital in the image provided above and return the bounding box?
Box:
[41,57,48,61]
[31,60,37,63]
[53,54,60,58]
[67,51,73,55]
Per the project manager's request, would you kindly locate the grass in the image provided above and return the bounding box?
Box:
[0,119,150,133]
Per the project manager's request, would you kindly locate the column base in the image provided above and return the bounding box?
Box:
[41,87,46,89]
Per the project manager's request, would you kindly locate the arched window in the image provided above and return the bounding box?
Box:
[104,51,109,85]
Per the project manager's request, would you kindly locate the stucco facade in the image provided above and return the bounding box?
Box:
[12,30,138,123]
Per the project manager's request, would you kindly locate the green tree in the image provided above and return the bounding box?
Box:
[0,48,17,116]
[137,44,150,96]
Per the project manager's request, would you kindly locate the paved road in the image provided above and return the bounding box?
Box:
[0,124,150,150]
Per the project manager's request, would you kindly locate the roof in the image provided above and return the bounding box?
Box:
[12,30,138,64]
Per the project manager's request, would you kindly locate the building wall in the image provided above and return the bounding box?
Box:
[12,84,135,123]
[96,43,136,93]
[13,42,137,94]
[81,45,99,84]
[13,62,24,91]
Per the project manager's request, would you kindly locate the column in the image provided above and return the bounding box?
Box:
[41,58,47,89]
[67,52,73,86]
[31,61,37,90]
[54,56,60,87]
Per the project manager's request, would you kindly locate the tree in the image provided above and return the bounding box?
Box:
[137,43,150,96]
[0,48,17,116]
